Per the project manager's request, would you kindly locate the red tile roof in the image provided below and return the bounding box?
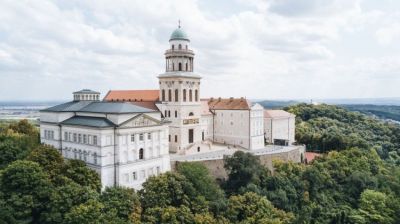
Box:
[208,97,251,110]
[305,152,321,163]
[129,101,159,111]
[264,110,295,118]
[104,90,159,102]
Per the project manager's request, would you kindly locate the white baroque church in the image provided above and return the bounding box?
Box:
[40,25,298,189]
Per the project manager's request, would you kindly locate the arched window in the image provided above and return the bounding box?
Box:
[175,89,179,102]
[168,89,172,101]
[179,44,182,49]
[139,148,144,160]
[185,63,188,71]
[189,112,194,116]
[189,89,193,101]
[179,63,182,71]
[161,89,165,101]
[165,110,168,117]
[195,89,198,101]
[168,110,171,117]
[175,110,177,118]
[183,89,187,102]
[172,45,174,50]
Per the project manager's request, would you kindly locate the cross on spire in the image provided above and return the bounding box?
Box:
[178,19,181,28]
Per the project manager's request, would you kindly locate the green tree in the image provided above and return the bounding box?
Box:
[226,192,293,224]
[223,151,269,194]
[40,180,98,223]
[142,205,194,224]
[64,199,123,224]
[0,160,52,223]
[355,189,394,224]
[0,138,29,169]
[8,119,37,136]
[26,145,65,178]
[176,162,226,214]
[63,159,101,192]
[139,172,196,210]
[100,187,141,222]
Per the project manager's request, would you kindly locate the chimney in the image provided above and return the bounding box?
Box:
[218,97,221,101]
[229,97,234,102]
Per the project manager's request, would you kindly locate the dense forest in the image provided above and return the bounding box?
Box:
[286,104,400,165]
[1,104,400,223]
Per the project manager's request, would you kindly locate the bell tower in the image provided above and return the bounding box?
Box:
[158,23,203,154]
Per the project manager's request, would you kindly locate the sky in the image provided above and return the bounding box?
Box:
[0,0,400,101]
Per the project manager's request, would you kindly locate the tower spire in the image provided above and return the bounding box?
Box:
[178,19,181,28]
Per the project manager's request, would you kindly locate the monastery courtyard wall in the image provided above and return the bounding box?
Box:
[170,144,305,180]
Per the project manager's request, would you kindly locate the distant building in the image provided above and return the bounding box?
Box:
[264,110,295,146]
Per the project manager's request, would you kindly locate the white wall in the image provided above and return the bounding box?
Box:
[264,116,295,145]
[212,109,250,149]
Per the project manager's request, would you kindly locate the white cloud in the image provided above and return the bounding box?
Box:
[0,0,399,101]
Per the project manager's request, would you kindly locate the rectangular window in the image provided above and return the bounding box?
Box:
[131,134,135,142]
[139,134,144,141]
[88,135,92,144]
[93,136,97,145]
[73,133,77,142]
[64,132,68,141]
[83,135,87,144]
[175,135,177,143]
[148,133,151,140]
[44,130,47,139]
[132,172,137,180]
[78,134,82,143]
[93,153,97,164]
[169,135,171,142]
[156,166,160,175]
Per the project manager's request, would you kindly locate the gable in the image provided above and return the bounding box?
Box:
[119,114,161,128]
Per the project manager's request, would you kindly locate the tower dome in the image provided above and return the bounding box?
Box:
[169,27,189,41]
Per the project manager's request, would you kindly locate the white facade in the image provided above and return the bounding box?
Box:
[40,101,171,190]
[264,110,296,145]
[207,103,264,150]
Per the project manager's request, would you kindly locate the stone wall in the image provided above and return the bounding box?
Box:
[171,145,304,180]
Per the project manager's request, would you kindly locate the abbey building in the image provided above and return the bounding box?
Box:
[40,25,299,189]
